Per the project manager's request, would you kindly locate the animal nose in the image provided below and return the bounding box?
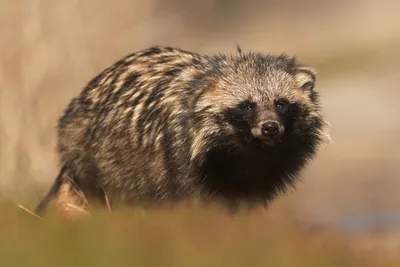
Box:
[261,121,279,137]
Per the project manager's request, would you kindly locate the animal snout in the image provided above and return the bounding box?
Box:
[261,121,280,138]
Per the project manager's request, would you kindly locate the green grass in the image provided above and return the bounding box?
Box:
[0,200,398,267]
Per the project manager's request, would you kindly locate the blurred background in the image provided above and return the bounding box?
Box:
[1,0,400,262]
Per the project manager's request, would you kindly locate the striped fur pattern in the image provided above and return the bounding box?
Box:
[37,46,330,213]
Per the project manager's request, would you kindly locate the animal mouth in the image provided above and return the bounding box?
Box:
[250,125,284,146]
[259,135,282,146]
[244,133,282,147]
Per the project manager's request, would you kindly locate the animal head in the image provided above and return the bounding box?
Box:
[195,51,330,153]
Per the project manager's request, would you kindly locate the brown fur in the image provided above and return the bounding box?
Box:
[35,46,330,217]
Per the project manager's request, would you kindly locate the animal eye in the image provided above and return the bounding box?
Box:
[239,101,254,112]
[275,99,289,111]
[276,102,284,110]
[242,105,253,112]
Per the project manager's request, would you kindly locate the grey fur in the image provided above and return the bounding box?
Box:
[36,46,330,214]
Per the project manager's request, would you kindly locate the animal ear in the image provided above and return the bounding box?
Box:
[294,65,317,91]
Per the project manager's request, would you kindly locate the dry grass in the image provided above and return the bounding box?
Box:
[1,200,398,267]
[2,0,400,265]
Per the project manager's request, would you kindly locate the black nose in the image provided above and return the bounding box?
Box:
[261,121,279,137]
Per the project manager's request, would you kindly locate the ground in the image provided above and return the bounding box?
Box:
[2,199,399,267]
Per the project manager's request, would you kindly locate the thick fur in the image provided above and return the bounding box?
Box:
[36,46,330,214]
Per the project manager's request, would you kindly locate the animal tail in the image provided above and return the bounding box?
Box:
[34,165,67,216]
